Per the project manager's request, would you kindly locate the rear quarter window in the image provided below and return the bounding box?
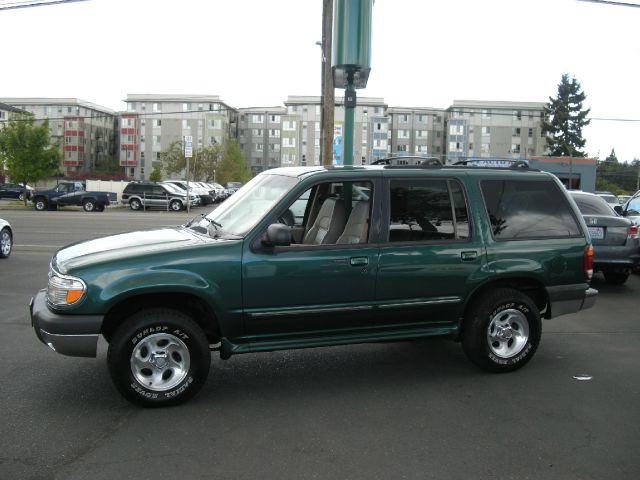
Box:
[481,179,581,240]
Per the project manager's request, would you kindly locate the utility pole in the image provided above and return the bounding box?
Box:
[321,0,334,166]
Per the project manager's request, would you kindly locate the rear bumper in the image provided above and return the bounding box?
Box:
[546,283,598,319]
[30,290,103,357]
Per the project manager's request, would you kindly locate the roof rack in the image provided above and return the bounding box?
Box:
[371,156,443,167]
[452,159,533,169]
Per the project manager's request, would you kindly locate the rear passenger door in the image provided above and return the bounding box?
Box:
[375,176,485,329]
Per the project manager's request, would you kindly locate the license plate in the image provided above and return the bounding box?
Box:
[588,226,604,240]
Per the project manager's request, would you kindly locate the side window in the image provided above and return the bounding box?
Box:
[152,186,166,196]
[388,179,469,242]
[481,179,581,239]
[285,180,373,245]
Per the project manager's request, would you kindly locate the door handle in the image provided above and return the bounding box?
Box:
[460,251,478,261]
[350,256,369,267]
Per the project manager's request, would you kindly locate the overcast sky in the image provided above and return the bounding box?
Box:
[1,0,638,161]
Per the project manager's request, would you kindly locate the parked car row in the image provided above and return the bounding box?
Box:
[121,180,242,211]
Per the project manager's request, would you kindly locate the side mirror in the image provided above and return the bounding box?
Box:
[614,205,623,215]
[262,223,292,247]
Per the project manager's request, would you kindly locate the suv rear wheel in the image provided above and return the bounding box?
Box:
[34,197,47,211]
[107,308,211,407]
[129,198,142,211]
[462,288,541,372]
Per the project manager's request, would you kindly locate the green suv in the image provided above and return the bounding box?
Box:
[30,163,597,406]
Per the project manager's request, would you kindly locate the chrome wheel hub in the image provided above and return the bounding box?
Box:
[130,333,190,391]
[487,309,529,358]
[1,231,10,256]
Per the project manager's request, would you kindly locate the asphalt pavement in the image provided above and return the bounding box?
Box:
[1,207,639,480]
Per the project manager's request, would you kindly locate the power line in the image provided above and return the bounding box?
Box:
[0,0,91,11]
[577,0,640,7]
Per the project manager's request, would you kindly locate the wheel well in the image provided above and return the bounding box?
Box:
[101,293,221,344]
[458,278,548,338]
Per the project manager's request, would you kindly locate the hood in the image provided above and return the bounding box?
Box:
[54,227,211,273]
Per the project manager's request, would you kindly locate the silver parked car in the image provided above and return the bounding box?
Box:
[0,218,13,258]
[571,191,639,284]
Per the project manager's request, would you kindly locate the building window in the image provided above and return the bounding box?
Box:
[153,119,162,127]
[482,126,490,136]
[398,129,410,139]
[482,109,491,119]
[283,120,297,131]
[528,128,534,137]
[269,129,280,138]
[512,128,521,137]
[449,141,463,152]
[183,103,191,112]
[252,114,264,123]
[449,125,464,135]
[153,103,161,112]
[400,114,409,123]
[252,129,264,136]
[270,115,280,123]
[511,143,521,154]
[182,120,190,129]
[513,110,521,121]
[397,145,408,152]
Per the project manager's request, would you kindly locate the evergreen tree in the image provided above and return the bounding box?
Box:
[0,114,60,205]
[605,148,618,164]
[542,74,591,157]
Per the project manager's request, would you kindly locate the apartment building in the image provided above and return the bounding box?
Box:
[387,107,446,162]
[123,94,238,179]
[238,107,286,174]
[282,96,388,166]
[446,100,547,164]
[0,98,117,176]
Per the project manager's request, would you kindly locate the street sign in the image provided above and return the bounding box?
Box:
[183,135,193,158]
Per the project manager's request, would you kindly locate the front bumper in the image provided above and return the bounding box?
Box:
[546,283,598,319]
[30,289,103,357]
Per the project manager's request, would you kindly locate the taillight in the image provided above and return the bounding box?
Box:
[628,225,638,238]
[584,245,594,281]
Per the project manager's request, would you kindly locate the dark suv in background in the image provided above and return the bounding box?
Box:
[121,182,196,211]
[31,162,597,406]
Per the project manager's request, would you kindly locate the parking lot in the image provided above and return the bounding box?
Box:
[1,208,639,480]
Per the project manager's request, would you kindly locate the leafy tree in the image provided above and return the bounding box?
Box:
[0,114,61,205]
[149,167,162,182]
[160,141,223,182]
[217,139,251,185]
[542,74,591,157]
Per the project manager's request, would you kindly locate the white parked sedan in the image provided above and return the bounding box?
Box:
[0,218,13,258]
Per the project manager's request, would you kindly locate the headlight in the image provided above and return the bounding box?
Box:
[46,266,87,307]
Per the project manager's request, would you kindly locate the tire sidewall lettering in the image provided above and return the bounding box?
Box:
[130,325,169,346]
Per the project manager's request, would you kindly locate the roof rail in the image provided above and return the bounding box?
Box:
[452,158,533,169]
[371,155,443,166]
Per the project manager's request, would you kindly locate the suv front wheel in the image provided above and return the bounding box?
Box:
[462,288,541,373]
[107,308,211,407]
[169,199,184,211]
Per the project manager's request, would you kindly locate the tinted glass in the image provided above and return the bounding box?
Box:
[481,179,581,239]
[388,179,469,242]
[571,194,615,216]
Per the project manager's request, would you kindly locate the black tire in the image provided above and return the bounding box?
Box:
[462,288,541,373]
[129,198,142,211]
[169,199,183,211]
[34,197,47,211]
[0,227,12,259]
[107,308,211,407]
[83,199,95,212]
[604,271,629,285]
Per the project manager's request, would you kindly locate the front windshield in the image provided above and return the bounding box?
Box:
[163,183,184,194]
[626,197,640,214]
[199,173,298,236]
